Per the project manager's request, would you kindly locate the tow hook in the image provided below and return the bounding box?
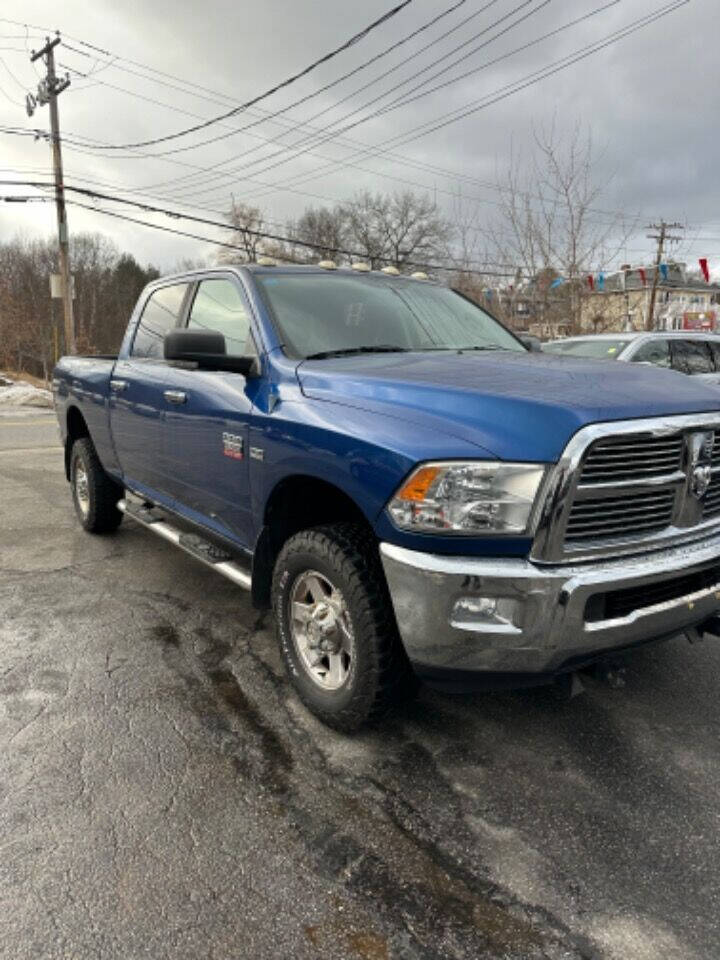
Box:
[693,614,720,641]
[555,672,586,700]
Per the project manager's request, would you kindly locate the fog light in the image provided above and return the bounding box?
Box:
[450,596,521,633]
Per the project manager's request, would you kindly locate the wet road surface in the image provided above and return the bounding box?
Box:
[1,410,719,959]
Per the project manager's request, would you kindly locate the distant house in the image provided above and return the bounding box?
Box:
[579,263,720,333]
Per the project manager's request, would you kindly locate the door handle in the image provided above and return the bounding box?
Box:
[164,389,187,404]
[110,379,129,392]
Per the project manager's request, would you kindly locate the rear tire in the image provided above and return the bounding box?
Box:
[70,438,123,534]
[271,523,415,731]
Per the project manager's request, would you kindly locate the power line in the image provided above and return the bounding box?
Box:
[124,0,504,176]
[83,1,415,150]
[171,0,616,202]
[21,20,648,226]
[48,14,569,204]
[0,179,530,276]
[249,1,687,203]
[216,0,553,183]
[0,4,692,240]
[62,198,530,277]
[1,114,645,235]
[83,0,474,165]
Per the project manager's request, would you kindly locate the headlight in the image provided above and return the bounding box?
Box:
[387,461,546,535]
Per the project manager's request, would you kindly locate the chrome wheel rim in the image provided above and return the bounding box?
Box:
[289,570,354,691]
[74,461,90,518]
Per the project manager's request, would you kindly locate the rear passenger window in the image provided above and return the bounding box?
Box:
[187,278,251,356]
[671,340,713,375]
[632,339,671,368]
[132,284,188,359]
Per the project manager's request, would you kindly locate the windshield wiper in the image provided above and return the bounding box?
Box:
[304,345,410,360]
[418,344,508,353]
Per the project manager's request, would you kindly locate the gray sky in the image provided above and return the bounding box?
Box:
[0,0,717,275]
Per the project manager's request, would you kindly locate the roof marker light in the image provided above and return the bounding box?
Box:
[256,256,276,266]
[381,265,400,275]
[411,271,429,280]
[318,260,337,270]
[351,262,371,272]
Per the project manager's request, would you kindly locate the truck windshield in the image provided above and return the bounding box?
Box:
[255,273,525,359]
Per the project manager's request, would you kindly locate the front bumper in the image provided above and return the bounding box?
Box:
[380,532,720,679]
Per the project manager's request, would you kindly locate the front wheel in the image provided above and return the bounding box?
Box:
[271,523,415,731]
[70,438,123,533]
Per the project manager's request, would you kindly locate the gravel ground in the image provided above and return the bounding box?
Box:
[1,410,719,959]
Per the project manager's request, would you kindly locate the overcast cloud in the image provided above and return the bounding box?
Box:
[0,0,717,274]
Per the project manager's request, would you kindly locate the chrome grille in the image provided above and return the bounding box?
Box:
[704,475,720,519]
[579,434,683,484]
[531,415,720,561]
[565,490,676,543]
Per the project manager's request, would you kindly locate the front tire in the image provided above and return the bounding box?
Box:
[70,438,123,533]
[271,523,414,731]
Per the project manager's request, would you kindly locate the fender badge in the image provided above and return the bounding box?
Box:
[222,432,244,460]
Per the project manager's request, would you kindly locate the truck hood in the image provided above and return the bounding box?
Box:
[298,351,720,462]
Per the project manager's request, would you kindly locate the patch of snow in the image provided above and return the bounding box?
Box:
[0,376,53,408]
[588,914,699,960]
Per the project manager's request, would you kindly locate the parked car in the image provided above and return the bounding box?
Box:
[53,264,720,729]
[543,331,720,387]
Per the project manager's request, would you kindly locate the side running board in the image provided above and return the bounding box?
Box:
[118,498,252,590]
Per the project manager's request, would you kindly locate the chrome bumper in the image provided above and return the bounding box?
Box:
[380,533,720,676]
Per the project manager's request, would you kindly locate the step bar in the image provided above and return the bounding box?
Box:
[117,498,252,590]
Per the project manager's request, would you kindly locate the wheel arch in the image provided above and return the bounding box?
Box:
[251,474,375,610]
[64,405,90,480]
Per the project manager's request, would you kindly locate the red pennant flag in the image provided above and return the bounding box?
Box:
[639,268,647,286]
[699,258,710,283]
[587,275,595,291]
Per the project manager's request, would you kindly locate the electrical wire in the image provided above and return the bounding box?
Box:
[161,0,610,200]
[20,20,644,225]
[82,0,415,150]
[246,1,688,203]
[119,0,503,176]
[208,0,553,182]
[0,179,531,274]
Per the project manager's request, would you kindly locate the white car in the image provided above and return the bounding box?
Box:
[543,332,720,387]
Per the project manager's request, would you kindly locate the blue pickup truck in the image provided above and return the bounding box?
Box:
[53,262,720,729]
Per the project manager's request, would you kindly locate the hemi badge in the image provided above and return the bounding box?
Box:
[249,446,264,461]
[222,432,244,460]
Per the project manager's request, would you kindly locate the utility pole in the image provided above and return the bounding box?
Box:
[645,221,684,331]
[27,35,75,354]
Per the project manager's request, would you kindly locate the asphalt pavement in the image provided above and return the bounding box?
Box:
[1,409,719,959]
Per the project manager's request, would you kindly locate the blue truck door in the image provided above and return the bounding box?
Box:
[162,276,256,547]
[109,282,190,502]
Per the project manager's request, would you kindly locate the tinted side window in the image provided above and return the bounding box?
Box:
[187,278,250,355]
[632,339,671,368]
[132,284,188,359]
[670,340,713,375]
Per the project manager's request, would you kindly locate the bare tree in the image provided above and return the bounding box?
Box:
[218,200,266,263]
[341,190,453,269]
[484,122,636,334]
[287,206,347,261]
